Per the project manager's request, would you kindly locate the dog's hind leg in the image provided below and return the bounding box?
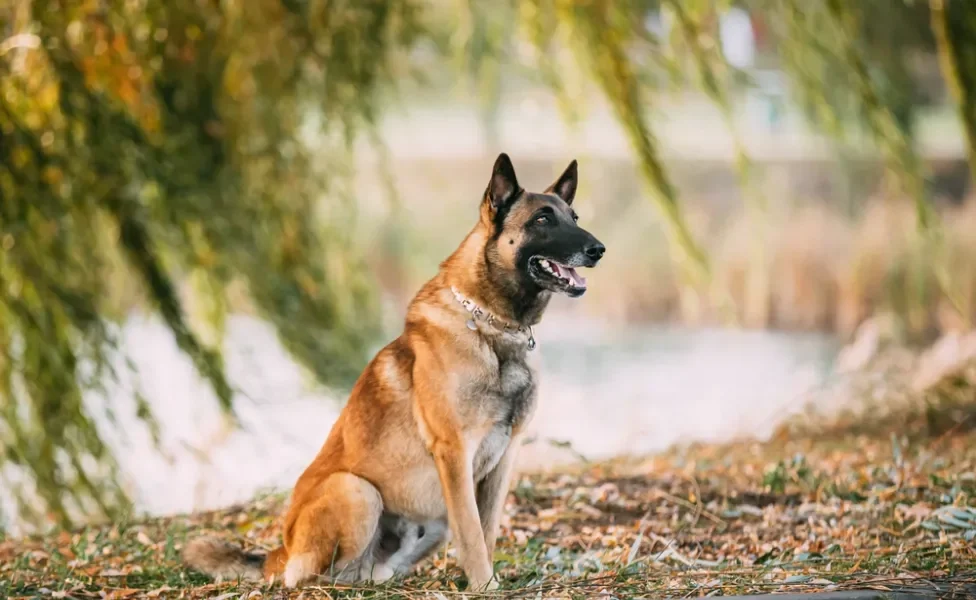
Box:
[367,516,449,581]
[283,472,383,588]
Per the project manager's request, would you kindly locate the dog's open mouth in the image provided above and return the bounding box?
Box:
[529,256,587,296]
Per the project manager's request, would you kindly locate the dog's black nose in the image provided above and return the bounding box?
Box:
[584,243,605,261]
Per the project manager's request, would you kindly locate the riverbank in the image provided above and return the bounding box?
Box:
[0,317,839,535]
[3,325,975,598]
[3,410,974,599]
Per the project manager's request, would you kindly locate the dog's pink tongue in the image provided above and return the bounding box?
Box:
[567,267,586,287]
[553,263,586,287]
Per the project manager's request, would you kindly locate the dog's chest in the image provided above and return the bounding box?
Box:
[497,355,533,401]
[479,346,536,430]
[462,341,537,480]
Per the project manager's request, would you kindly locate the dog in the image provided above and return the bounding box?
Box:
[183,153,605,590]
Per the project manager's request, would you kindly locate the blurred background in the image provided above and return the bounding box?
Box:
[2,0,976,536]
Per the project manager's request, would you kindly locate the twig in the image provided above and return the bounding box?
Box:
[650,489,726,528]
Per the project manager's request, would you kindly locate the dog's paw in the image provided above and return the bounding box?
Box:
[283,553,317,588]
[468,574,499,592]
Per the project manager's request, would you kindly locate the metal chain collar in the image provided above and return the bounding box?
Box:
[450,286,536,351]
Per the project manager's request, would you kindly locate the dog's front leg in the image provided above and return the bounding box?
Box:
[430,437,496,590]
[476,441,518,559]
[413,349,496,591]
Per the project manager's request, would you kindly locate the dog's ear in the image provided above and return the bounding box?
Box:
[486,153,521,211]
[546,159,578,206]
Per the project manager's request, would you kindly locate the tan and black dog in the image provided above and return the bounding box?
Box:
[184,153,605,590]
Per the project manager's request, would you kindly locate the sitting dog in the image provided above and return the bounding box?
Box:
[184,153,605,590]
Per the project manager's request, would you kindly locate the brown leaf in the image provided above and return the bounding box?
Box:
[146,586,174,598]
[100,589,141,600]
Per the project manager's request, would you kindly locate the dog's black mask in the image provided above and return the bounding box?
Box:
[485,154,605,298]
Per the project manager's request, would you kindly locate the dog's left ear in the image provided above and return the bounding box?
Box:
[487,153,522,211]
[546,160,578,206]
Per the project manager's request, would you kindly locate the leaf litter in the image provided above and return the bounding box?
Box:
[5,327,976,598]
[2,425,975,599]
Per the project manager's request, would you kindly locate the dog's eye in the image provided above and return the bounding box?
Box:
[572,213,579,223]
[535,215,550,225]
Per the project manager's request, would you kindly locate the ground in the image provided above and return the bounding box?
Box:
[3,418,975,600]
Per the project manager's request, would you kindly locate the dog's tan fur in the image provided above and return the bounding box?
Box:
[184,154,602,590]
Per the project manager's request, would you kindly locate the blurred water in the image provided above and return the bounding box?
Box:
[526,319,837,468]
[0,314,838,534]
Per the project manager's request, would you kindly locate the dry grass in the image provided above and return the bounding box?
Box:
[353,156,976,340]
[96,155,976,343]
[582,198,976,338]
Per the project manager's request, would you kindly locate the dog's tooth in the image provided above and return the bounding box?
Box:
[540,259,550,268]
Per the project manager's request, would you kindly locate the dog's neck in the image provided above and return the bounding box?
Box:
[441,226,552,327]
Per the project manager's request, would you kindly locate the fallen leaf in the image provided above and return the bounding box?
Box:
[146,586,174,597]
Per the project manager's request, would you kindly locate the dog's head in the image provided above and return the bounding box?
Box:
[481,153,605,298]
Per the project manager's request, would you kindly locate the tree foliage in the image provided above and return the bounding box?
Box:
[931,0,976,186]
[2,0,976,531]
[1,0,417,529]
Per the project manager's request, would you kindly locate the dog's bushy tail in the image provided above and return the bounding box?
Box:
[183,536,266,581]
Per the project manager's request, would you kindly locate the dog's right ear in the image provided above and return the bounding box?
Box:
[546,159,578,206]
[486,153,521,211]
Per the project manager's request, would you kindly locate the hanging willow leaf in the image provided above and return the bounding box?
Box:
[930,0,976,187]
[663,0,767,324]
[4,0,976,534]
[0,0,420,530]
[822,0,928,225]
[770,0,967,323]
[546,0,712,288]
